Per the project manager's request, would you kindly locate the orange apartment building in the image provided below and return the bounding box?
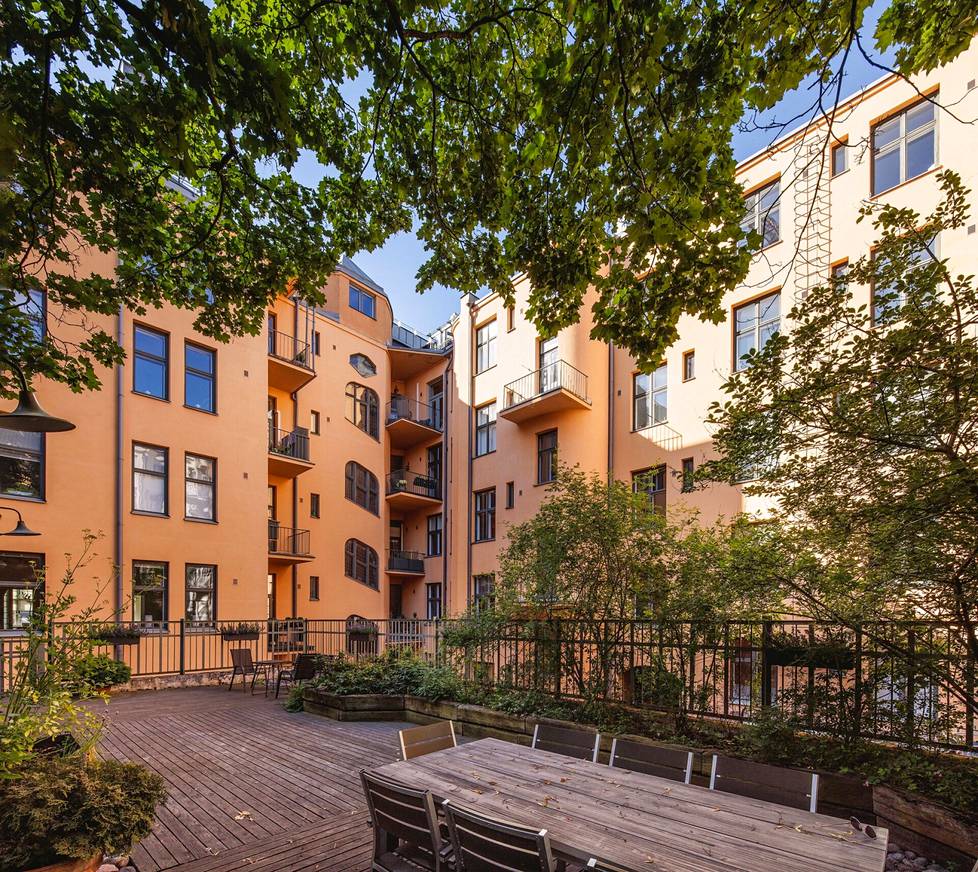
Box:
[2,44,976,629]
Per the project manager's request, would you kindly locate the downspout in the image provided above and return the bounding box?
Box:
[442,345,454,615]
[115,300,124,617]
[290,298,300,618]
[465,299,475,607]
[607,342,615,481]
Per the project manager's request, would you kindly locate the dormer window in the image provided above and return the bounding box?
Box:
[349,284,376,318]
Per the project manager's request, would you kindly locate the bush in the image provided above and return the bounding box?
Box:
[0,755,166,871]
[71,654,131,691]
[314,650,470,702]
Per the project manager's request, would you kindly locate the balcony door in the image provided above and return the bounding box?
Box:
[390,583,403,619]
[539,337,558,393]
[389,520,403,553]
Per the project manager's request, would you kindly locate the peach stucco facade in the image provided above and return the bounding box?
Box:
[2,44,976,628]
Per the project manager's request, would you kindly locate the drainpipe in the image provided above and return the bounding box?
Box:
[464,297,476,607]
[442,345,454,616]
[607,342,615,482]
[290,299,300,619]
[114,300,124,617]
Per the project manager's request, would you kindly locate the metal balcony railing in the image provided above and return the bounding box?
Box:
[268,330,314,371]
[385,470,441,501]
[391,319,453,351]
[387,550,426,574]
[268,426,310,462]
[386,395,444,432]
[502,359,589,409]
[267,522,312,556]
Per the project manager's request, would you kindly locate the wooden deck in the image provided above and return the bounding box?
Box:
[95,687,403,871]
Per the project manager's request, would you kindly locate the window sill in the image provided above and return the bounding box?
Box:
[632,421,669,433]
[132,391,170,403]
[682,377,695,383]
[184,404,218,416]
[0,494,45,504]
[474,365,497,376]
[870,165,941,200]
[184,517,218,524]
[753,240,783,256]
[474,449,497,459]
[830,169,849,180]
[132,510,169,518]
[473,538,496,544]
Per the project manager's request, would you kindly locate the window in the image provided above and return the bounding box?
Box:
[349,353,377,377]
[184,343,216,412]
[506,305,515,332]
[633,364,667,429]
[345,461,379,514]
[1,551,43,630]
[734,291,780,371]
[831,260,850,283]
[349,284,377,318]
[427,444,442,490]
[311,410,321,435]
[741,179,780,249]
[475,402,496,456]
[309,575,320,601]
[537,429,557,484]
[133,325,168,399]
[0,429,43,499]
[185,564,216,624]
[12,288,45,341]
[313,331,321,357]
[505,481,515,509]
[474,488,496,542]
[831,141,848,176]
[310,493,320,518]
[682,350,695,382]
[873,235,939,324]
[345,383,379,438]
[133,561,167,624]
[634,465,667,514]
[426,583,443,620]
[427,514,443,557]
[428,377,444,429]
[185,454,215,520]
[872,99,936,195]
[344,539,379,589]
[133,443,167,515]
[681,457,695,493]
[475,320,497,373]
[473,574,494,611]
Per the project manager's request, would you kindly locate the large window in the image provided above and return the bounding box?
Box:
[133,560,167,624]
[185,564,216,624]
[185,454,215,521]
[0,429,43,499]
[1,551,43,631]
[475,402,496,456]
[345,461,379,515]
[741,179,780,249]
[426,583,443,620]
[344,539,379,589]
[873,235,939,324]
[185,343,216,413]
[349,284,377,318]
[734,291,780,372]
[133,443,168,515]
[474,488,496,542]
[133,325,168,399]
[475,320,497,373]
[872,99,936,195]
[537,429,557,484]
[473,574,494,611]
[345,382,379,438]
[427,513,443,557]
[633,364,667,429]
[634,465,667,514]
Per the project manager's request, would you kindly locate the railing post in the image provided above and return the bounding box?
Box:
[179,618,186,675]
[905,624,917,745]
[760,620,773,709]
[853,624,863,742]
[966,634,975,750]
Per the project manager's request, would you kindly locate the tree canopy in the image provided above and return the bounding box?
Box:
[3,0,976,394]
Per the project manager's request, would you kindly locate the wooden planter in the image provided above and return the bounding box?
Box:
[221,632,260,642]
[873,784,978,867]
[26,853,102,872]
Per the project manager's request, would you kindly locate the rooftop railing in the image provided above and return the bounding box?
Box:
[503,359,588,409]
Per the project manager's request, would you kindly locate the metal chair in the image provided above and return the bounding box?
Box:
[228,647,270,694]
[274,652,320,698]
[531,723,600,762]
[709,754,819,813]
[443,800,558,872]
[608,737,694,784]
[399,721,457,760]
[360,770,446,872]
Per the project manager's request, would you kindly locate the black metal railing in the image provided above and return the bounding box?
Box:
[385,470,441,501]
[502,359,589,409]
[386,395,444,432]
[268,426,311,462]
[267,522,312,556]
[387,550,427,574]
[268,330,314,371]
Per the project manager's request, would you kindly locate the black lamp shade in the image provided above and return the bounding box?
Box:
[6,518,40,536]
[0,388,75,432]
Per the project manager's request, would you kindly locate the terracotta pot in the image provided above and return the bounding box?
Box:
[26,853,101,872]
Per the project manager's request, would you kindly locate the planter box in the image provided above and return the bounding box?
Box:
[874,784,978,867]
[27,854,101,872]
[221,632,260,642]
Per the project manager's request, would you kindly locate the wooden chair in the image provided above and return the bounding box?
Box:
[442,800,558,872]
[274,652,320,698]
[709,755,819,813]
[609,738,694,784]
[228,647,269,694]
[360,770,446,872]
[531,723,600,762]
[399,720,457,760]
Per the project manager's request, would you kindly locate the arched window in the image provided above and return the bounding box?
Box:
[345,383,379,438]
[344,539,379,589]
[344,461,379,515]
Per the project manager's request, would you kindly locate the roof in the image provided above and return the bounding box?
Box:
[337,256,387,298]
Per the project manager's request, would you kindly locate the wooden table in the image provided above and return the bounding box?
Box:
[372,738,887,872]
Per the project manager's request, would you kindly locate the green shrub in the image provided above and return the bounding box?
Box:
[71,654,132,691]
[284,684,305,713]
[314,650,468,701]
[0,755,166,871]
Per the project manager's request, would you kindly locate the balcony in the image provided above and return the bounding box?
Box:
[387,550,427,576]
[499,359,591,424]
[388,319,451,379]
[268,330,316,393]
[267,522,313,564]
[385,470,442,511]
[386,395,443,448]
[267,427,313,478]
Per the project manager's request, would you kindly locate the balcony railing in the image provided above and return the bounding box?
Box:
[268,522,311,556]
[503,359,588,409]
[268,330,314,371]
[386,395,444,432]
[387,550,426,574]
[385,470,441,501]
[268,426,310,462]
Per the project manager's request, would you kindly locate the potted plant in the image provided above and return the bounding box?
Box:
[221,622,262,641]
[88,623,143,646]
[765,632,810,667]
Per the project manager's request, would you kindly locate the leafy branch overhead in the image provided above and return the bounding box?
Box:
[3,0,976,393]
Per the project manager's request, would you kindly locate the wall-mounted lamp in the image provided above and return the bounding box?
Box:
[0,505,40,536]
[0,358,75,433]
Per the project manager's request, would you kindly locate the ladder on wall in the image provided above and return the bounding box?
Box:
[792,136,831,304]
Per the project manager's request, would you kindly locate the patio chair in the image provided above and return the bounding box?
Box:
[709,755,819,813]
[360,770,446,872]
[228,647,270,694]
[442,800,559,872]
[399,720,457,760]
[609,738,694,784]
[274,652,320,699]
[531,723,600,762]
